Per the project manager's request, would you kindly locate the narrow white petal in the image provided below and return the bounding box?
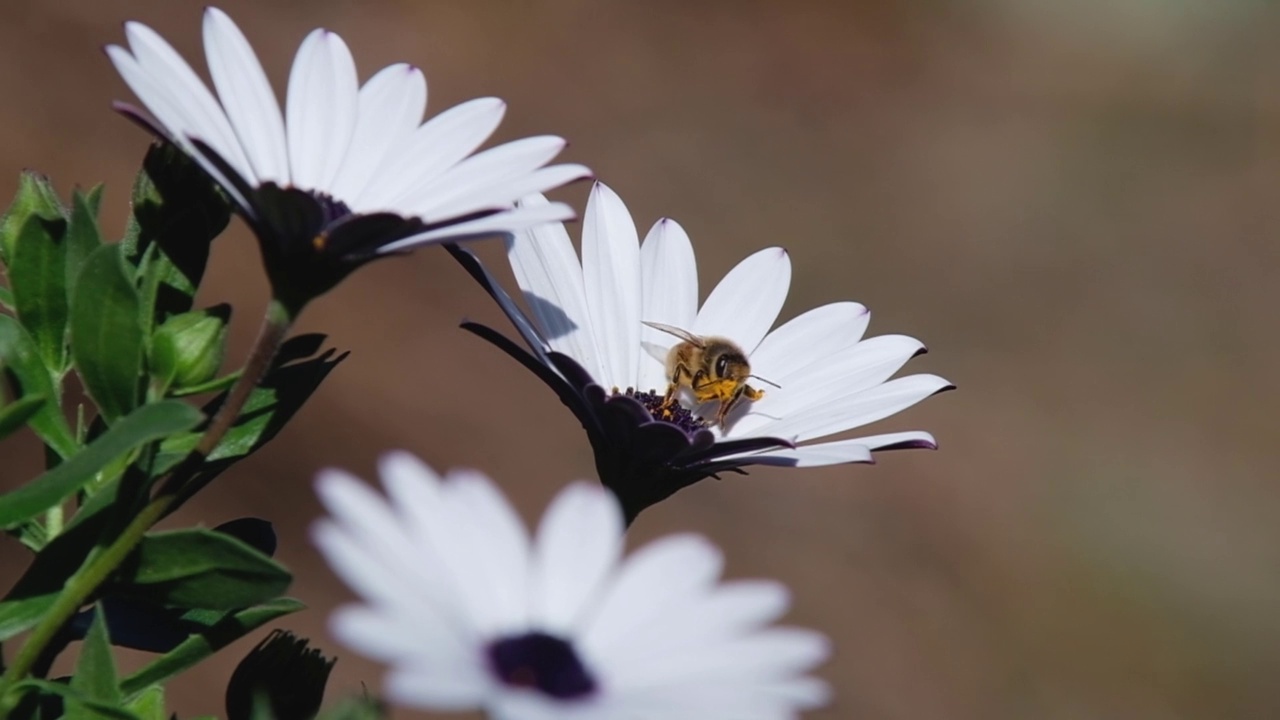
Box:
[693,247,791,353]
[379,200,574,251]
[107,47,249,209]
[331,63,427,202]
[359,97,505,210]
[748,302,870,383]
[530,482,624,632]
[433,470,532,635]
[124,21,254,182]
[757,373,952,443]
[855,430,938,450]
[728,334,926,438]
[202,7,289,184]
[411,135,568,218]
[581,183,642,390]
[506,196,605,381]
[285,29,359,191]
[329,605,465,666]
[385,662,490,711]
[580,534,722,661]
[733,440,874,467]
[638,219,698,394]
[420,163,590,221]
[614,627,829,690]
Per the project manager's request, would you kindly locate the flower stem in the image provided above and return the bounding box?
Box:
[0,299,293,700]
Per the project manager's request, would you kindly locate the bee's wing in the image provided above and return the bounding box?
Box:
[641,321,705,347]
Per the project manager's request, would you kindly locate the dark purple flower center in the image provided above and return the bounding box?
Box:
[486,632,597,700]
[620,388,709,435]
[309,191,353,226]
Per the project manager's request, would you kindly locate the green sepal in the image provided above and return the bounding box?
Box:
[119,598,304,699]
[10,214,70,372]
[67,605,123,720]
[316,695,386,720]
[0,314,77,458]
[0,400,203,530]
[71,244,144,423]
[116,528,291,611]
[0,171,65,266]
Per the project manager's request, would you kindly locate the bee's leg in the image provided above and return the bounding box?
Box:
[743,384,765,401]
[664,362,693,406]
[712,385,747,427]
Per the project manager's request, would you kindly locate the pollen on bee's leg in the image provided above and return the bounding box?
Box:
[312,234,328,251]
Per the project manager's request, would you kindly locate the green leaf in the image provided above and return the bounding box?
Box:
[119,598,304,699]
[0,394,45,441]
[0,171,65,266]
[7,680,140,720]
[155,339,346,500]
[122,686,164,720]
[124,144,229,325]
[66,187,105,293]
[0,400,203,530]
[0,284,13,310]
[316,695,386,720]
[118,528,291,611]
[68,605,122,720]
[0,314,77,457]
[10,213,71,371]
[71,244,144,422]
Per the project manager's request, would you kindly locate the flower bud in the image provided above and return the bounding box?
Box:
[150,304,229,389]
[225,630,335,720]
[0,171,65,264]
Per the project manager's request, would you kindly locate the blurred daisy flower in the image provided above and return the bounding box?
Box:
[312,452,830,719]
[107,7,589,313]
[452,182,951,522]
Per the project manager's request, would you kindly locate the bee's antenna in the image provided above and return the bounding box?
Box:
[749,374,781,389]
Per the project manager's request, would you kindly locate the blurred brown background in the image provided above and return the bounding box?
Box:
[3,1,1280,718]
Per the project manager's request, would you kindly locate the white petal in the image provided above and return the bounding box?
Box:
[748,302,870,383]
[614,627,829,690]
[638,218,698,394]
[581,183,642,390]
[107,46,249,209]
[758,373,952,443]
[385,662,490,711]
[202,7,289,184]
[506,195,605,381]
[734,440,874,468]
[123,21,254,182]
[530,482,624,632]
[329,605,465,666]
[412,135,569,218]
[854,430,938,450]
[693,247,791,353]
[579,534,722,663]
[361,97,505,210]
[330,63,427,202]
[379,200,575,251]
[604,580,791,665]
[434,469,532,635]
[285,29,359,192]
[729,334,926,438]
[420,163,591,221]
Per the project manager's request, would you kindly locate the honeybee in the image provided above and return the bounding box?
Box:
[642,321,779,427]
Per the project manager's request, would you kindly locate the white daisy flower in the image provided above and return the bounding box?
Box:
[312,452,831,720]
[451,181,951,521]
[106,7,589,312]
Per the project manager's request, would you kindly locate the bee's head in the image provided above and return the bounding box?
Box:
[708,345,752,383]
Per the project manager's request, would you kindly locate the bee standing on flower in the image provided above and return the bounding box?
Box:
[643,321,777,428]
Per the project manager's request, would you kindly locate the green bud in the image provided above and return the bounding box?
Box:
[150,304,230,390]
[225,630,335,720]
[0,171,66,265]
